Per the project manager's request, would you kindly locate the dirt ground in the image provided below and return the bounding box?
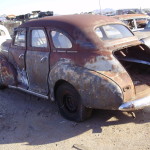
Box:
[0,88,149,150]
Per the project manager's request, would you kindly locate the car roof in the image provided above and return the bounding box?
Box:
[18,14,140,52]
[19,14,122,29]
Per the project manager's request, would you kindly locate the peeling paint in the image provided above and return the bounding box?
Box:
[0,55,17,86]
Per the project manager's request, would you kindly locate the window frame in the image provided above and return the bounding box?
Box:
[49,28,73,50]
[28,27,50,52]
[12,28,27,49]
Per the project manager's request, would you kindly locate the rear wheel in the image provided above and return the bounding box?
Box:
[56,83,92,122]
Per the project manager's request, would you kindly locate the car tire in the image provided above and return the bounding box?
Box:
[56,83,92,122]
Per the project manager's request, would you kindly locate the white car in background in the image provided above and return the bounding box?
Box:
[0,25,11,47]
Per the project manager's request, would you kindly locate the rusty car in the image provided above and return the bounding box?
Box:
[0,14,150,122]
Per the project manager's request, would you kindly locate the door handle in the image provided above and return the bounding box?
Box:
[40,56,48,63]
[19,54,24,59]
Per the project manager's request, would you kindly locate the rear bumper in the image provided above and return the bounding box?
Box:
[119,95,150,111]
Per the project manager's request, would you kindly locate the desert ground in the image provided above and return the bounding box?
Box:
[0,88,149,150]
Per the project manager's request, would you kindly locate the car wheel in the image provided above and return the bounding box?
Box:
[56,83,92,122]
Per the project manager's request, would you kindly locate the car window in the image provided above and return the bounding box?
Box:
[95,24,133,41]
[123,19,135,29]
[0,29,6,36]
[51,31,72,48]
[14,29,26,47]
[31,29,47,48]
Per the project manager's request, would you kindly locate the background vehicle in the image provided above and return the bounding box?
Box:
[113,14,150,39]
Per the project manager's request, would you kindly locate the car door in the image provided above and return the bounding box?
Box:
[26,27,50,95]
[8,28,28,88]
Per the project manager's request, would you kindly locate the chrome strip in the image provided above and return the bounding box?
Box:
[119,95,150,111]
[67,51,77,53]
[8,85,49,99]
[57,50,66,53]
[52,50,78,53]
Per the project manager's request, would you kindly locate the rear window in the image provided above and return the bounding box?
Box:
[95,24,133,41]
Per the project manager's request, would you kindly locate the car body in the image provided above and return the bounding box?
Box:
[0,25,11,48]
[1,14,150,121]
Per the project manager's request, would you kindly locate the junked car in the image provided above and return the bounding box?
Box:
[113,14,150,39]
[1,14,150,122]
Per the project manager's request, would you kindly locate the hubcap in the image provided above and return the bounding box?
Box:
[63,94,77,113]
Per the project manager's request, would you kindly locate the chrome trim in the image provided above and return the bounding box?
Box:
[8,85,49,99]
[40,56,48,63]
[67,50,77,53]
[19,54,24,59]
[57,50,66,53]
[119,95,150,111]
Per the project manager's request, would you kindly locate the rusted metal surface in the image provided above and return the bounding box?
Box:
[49,58,123,109]
[1,14,150,111]
[0,55,17,86]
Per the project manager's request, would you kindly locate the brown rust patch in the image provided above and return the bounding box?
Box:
[0,56,17,86]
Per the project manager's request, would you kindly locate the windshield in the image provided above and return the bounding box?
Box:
[95,24,133,40]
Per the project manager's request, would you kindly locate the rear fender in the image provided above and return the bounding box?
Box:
[49,58,123,109]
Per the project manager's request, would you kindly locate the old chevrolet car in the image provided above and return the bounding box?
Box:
[0,14,150,122]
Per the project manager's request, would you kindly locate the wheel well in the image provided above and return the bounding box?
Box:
[54,80,70,100]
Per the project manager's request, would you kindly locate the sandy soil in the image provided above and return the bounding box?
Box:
[0,88,150,150]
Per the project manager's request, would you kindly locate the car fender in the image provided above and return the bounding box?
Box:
[49,58,123,110]
[0,54,17,86]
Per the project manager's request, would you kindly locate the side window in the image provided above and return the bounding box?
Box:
[51,31,72,48]
[0,30,6,36]
[31,29,47,48]
[14,29,26,47]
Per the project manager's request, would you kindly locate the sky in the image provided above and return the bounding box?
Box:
[0,0,149,15]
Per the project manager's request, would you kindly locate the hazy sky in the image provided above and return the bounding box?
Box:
[0,0,149,15]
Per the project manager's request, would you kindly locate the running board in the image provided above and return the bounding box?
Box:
[8,85,49,99]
